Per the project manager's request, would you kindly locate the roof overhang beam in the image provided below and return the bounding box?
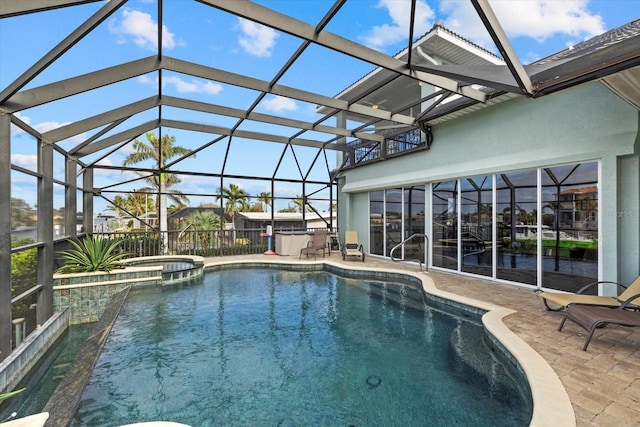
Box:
[411,64,523,94]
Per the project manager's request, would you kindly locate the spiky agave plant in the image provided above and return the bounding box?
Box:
[56,236,130,273]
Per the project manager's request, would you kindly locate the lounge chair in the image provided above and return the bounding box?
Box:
[342,231,364,262]
[558,293,640,350]
[538,276,640,311]
[299,229,329,260]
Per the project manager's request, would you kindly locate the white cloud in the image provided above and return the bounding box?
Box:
[138,74,223,95]
[11,154,37,170]
[439,0,605,48]
[34,120,69,133]
[361,0,435,50]
[163,75,223,94]
[237,18,278,57]
[261,96,297,113]
[200,81,225,95]
[137,74,154,85]
[11,113,87,147]
[109,9,180,50]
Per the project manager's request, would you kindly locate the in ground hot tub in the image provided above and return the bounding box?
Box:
[122,255,205,284]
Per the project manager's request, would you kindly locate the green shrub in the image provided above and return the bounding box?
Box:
[56,236,131,273]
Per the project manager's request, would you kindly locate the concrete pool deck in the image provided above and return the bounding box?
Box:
[204,253,640,427]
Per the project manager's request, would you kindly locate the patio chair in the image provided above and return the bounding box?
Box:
[538,276,640,311]
[342,231,365,262]
[558,293,640,350]
[299,230,329,260]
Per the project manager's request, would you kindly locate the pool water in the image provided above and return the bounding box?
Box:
[123,257,204,284]
[71,268,531,426]
[0,323,93,421]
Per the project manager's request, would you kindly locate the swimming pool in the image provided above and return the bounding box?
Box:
[69,267,531,426]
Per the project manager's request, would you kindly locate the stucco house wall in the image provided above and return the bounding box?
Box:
[338,81,640,284]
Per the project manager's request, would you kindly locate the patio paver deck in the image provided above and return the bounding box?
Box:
[204,253,640,426]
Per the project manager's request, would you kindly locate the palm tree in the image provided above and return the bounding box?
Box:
[106,195,127,226]
[123,132,194,252]
[187,210,222,250]
[292,195,313,213]
[257,191,272,213]
[126,190,152,217]
[217,183,249,227]
[292,195,304,213]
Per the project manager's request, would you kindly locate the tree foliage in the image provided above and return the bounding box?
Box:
[257,191,272,212]
[11,238,37,295]
[123,132,193,208]
[187,210,222,250]
[11,197,35,227]
[217,183,249,218]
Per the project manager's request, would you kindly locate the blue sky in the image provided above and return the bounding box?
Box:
[2,0,638,214]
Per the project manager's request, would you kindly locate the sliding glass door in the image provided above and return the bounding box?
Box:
[369,191,384,256]
[432,180,458,270]
[461,176,492,277]
[541,163,598,291]
[404,186,426,261]
[368,186,425,259]
[430,162,598,290]
[385,188,403,257]
[496,170,538,286]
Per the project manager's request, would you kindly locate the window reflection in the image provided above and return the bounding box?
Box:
[375,162,598,291]
[432,180,458,269]
[369,191,384,256]
[369,187,425,260]
[461,176,492,277]
[541,163,598,291]
[404,186,425,261]
[385,188,403,257]
[496,170,538,285]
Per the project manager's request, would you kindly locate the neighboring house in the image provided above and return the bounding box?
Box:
[234,212,336,231]
[557,186,598,231]
[93,214,119,232]
[335,21,640,294]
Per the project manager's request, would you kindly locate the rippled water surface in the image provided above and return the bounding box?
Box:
[71,268,531,426]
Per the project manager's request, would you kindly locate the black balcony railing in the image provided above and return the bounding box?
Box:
[346,127,425,166]
[94,227,336,258]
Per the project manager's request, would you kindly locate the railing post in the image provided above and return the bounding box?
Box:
[389,233,429,272]
[12,318,25,347]
[0,111,10,361]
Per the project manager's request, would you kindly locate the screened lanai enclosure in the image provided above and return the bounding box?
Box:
[0,0,472,360]
[0,0,441,362]
[2,0,640,365]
